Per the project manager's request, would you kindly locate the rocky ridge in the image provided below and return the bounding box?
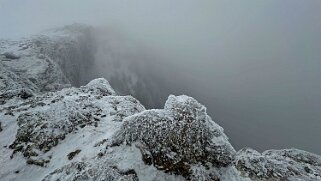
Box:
[0,24,320,181]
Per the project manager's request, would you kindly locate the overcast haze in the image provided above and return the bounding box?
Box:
[1,0,321,154]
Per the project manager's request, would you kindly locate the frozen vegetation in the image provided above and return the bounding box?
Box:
[0,24,320,180]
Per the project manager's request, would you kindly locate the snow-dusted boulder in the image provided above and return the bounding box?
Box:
[234,148,321,180]
[0,62,37,94]
[2,52,21,60]
[112,95,235,179]
[83,78,116,96]
[8,78,145,166]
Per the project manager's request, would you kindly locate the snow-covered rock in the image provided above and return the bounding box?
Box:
[112,95,235,179]
[42,161,139,181]
[0,24,96,94]
[1,24,321,181]
[8,78,144,166]
[234,148,321,180]
[0,62,37,95]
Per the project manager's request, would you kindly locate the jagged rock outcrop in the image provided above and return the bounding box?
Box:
[0,24,96,95]
[0,62,38,95]
[112,95,235,179]
[8,78,144,166]
[234,148,321,180]
[0,24,321,181]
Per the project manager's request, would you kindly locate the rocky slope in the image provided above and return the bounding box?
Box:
[0,24,320,181]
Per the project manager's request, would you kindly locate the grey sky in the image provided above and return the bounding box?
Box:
[1,0,321,154]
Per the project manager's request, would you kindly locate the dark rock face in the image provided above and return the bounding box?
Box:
[42,162,138,181]
[112,95,236,178]
[67,149,81,160]
[234,148,321,180]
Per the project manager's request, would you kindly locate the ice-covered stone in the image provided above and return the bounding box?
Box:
[112,95,236,178]
[234,148,321,180]
[0,62,38,94]
[8,78,145,166]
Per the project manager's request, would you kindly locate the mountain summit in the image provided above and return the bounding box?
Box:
[1,25,320,181]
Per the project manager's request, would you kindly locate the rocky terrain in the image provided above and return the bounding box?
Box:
[0,24,320,181]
